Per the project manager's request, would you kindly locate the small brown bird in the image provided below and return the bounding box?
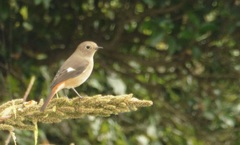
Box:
[41,41,103,111]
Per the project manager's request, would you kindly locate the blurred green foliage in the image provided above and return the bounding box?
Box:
[0,0,240,144]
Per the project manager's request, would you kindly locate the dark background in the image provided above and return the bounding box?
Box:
[1,0,240,144]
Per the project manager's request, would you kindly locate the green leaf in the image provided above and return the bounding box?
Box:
[192,47,201,59]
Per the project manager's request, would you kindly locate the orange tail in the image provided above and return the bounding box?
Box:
[40,84,62,111]
[40,91,55,111]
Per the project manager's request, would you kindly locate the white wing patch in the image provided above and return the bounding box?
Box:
[67,67,76,72]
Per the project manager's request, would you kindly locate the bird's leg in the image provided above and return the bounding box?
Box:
[71,88,83,98]
[56,93,59,98]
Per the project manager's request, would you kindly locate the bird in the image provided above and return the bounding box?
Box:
[40,41,103,111]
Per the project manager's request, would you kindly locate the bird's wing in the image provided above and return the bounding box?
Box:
[50,55,89,89]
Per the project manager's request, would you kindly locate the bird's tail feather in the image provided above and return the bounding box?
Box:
[40,91,55,111]
[40,84,61,111]
[41,81,65,111]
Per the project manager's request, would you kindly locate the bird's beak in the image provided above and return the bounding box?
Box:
[96,46,103,50]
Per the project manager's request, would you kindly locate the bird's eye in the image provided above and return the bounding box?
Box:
[86,45,91,49]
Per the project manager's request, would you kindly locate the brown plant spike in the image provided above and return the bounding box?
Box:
[0,94,153,131]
